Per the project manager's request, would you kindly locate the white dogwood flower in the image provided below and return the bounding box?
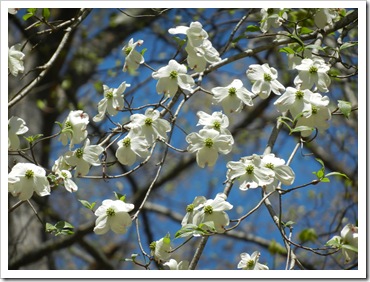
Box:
[164,259,189,270]
[94,199,134,235]
[211,79,254,114]
[55,170,78,193]
[122,38,144,73]
[152,60,195,97]
[274,87,315,118]
[196,111,232,136]
[238,252,269,270]
[227,155,274,190]
[295,93,331,137]
[59,110,89,149]
[186,129,233,168]
[192,193,233,233]
[185,39,221,72]
[115,132,150,166]
[65,139,104,177]
[93,82,130,122]
[124,108,171,144]
[168,21,208,48]
[9,44,25,77]
[8,116,28,150]
[247,63,285,99]
[8,163,50,201]
[261,154,295,186]
[151,235,172,262]
[181,196,207,226]
[294,57,331,93]
[327,224,358,264]
[260,8,287,33]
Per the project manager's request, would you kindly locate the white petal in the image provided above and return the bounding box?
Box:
[109,212,132,234]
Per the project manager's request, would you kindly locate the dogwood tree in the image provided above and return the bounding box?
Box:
[6,5,362,278]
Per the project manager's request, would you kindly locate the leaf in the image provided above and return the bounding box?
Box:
[140,48,147,56]
[289,34,304,47]
[320,177,330,183]
[283,221,295,228]
[341,244,358,253]
[78,199,96,210]
[279,47,295,54]
[45,223,57,233]
[24,134,44,144]
[290,125,314,134]
[245,25,260,32]
[23,8,37,21]
[304,44,325,51]
[337,100,352,119]
[299,27,313,35]
[42,8,50,20]
[46,221,74,236]
[339,42,358,51]
[114,191,126,202]
[325,171,349,179]
[326,236,342,248]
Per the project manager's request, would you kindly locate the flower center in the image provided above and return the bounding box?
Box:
[25,169,34,179]
[265,163,274,170]
[169,70,178,79]
[295,90,304,100]
[105,90,114,99]
[106,207,116,217]
[264,73,272,82]
[145,117,153,126]
[61,172,68,179]
[213,121,221,130]
[228,87,237,96]
[76,148,84,159]
[311,105,318,114]
[186,204,194,212]
[124,46,132,56]
[245,165,254,175]
[309,66,318,74]
[204,138,214,148]
[65,121,73,129]
[149,241,156,251]
[123,137,131,147]
[204,205,213,214]
[247,259,255,268]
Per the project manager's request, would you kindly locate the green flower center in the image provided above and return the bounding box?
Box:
[309,66,318,74]
[265,163,274,170]
[246,165,254,175]
[61,172,68,179]
[149,241,156,250]
[228,87,236,96]
[247,259,255,268]
[124,46,132,56]
[204,138,214,148]
[213,121,221,130]
[105,91,114,99]
[264,73,272,82]
[204,205,213,214]
[145,117,153,126]
[25,169,34,179]
[76,148,84,159]
[186,204,194,212]
[169,70,178,79]
[311,105,318,114]
[295,90,304,100]
[123,138,131,147]
[106,207,116,217]
[65,121,72,129]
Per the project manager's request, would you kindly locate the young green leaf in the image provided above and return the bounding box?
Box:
[337,100,352,119]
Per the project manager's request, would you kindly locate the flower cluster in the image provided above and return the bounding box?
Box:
[181,193,233,233]
[227,154,295,191]
[59,110,89,149]
[186,111,233,168]
[169,21,221,72]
